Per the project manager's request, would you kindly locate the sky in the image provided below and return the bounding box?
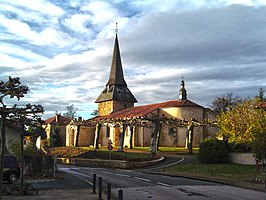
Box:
[1,0,266,120]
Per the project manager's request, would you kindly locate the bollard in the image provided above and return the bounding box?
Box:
[107,183,111,200]
[99,177,102,200]
[92,174,96,194]
[118,189,123,200]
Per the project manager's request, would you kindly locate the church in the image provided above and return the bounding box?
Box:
[65,31,217,150]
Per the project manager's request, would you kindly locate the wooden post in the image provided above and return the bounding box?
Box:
[118,189,123,200]
[92,174,96,194]
[107,183,111,200]
[98,177,102,200]
[53,155,56,178]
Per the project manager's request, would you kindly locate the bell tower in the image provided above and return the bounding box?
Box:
[95,28,137,116]
[179,79,187,100]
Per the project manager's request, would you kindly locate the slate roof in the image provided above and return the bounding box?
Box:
[45,115,71,125]
[95,33,137,103]
[93,99,203,120]
[106,33,127,86]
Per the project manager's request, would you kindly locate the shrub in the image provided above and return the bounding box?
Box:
[227,142,252,153]
[9,140,36,159]
[198,138,229,163]
[52,127,64,147]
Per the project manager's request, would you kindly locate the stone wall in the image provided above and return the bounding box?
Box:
[229,153,256,165]
[57,156,164,169]
[77,126,95,146]
[98,100,134,116]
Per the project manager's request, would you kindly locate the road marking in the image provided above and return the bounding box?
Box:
[60,169,93,185]
[101,171,112,174]
[146,157,185,171]
[134,176,151,182]
[116,173,130,177]
[157,182,170,187]
[119,169,132,172]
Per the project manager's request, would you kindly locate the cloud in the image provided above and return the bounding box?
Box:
[0,0,64,17]
[62,14,92,33]
[81,1,119,26]
[0,42,48,64]
[0,1,266,119]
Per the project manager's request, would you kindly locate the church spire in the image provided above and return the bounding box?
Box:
[106,32,127,86]
[95,25,137,115]
[179,78,187,100]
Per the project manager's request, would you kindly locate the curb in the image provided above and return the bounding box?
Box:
[57,156,165,169]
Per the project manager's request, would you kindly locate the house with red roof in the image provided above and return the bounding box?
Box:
[65,117,95,147]
[43,114,71,146]
[256,102,266,110]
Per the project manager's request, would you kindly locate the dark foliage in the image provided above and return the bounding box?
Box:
[227,142,252,153]
[52,127,64,147]
[198,138,229,163]
[209,92,242,114]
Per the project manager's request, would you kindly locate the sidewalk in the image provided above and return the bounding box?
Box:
[2,189,105,200]
[2,171,107,200]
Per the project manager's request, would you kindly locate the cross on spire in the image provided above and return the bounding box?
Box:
[115,22,118,33]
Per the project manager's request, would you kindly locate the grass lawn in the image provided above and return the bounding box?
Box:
[49,146,154,160]
[159,159,266,191]
[132,146,199,153]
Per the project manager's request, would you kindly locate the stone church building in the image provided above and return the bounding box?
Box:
[65,32,217,149]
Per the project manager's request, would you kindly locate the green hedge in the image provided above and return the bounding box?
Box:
[227,142,252,153]
[198,138,229,163]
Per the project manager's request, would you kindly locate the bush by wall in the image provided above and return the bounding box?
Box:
[198,138,229,163]
[227,142,252,153]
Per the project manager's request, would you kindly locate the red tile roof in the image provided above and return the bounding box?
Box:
[94,99,202,120]
[256,102,266,108]
[45,115,71,125]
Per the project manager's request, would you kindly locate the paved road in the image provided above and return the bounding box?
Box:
[59,162,266,200]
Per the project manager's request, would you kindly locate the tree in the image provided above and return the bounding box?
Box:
[91,109,98,117]
[209,93,242,114]
[217,99,264,144]
[11,110,44,190]
[252,107,266,164]
[63,104,77,119]
[93,123,102,149]
[0,77,29,198]
[0,77,44,196]
[254,87,266,102]
[52,126,64,147]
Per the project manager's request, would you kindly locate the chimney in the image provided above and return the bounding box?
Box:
[55,114,59,123]
[78,117,82,122]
